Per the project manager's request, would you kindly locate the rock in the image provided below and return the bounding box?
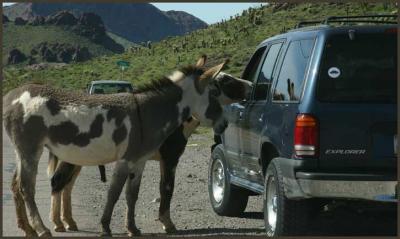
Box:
[14,17,27,25]
[72,46,91,62]
[45,11,77,25]
[28,16,45,26]
[27,56,37,65]
[30,42,91,63]
[3,15,10,23]
[78,12,105,31]
[43,48,57,62]
[75,12,106,43]
[57,49,73,63]
[30,48,38,55]
[7,49,26,64]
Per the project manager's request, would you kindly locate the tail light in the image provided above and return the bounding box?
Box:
[294,114,318,157]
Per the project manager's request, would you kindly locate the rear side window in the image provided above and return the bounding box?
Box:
[317,33,397,103]
[273,39,315,101]
[253,42,283,100]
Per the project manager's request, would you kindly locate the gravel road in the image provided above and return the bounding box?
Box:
[2,129,397,237]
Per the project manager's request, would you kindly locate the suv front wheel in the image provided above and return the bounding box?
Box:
[264,159,309,236]
[208,145,249,216]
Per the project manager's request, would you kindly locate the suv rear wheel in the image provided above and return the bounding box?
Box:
[264,159,309,236]
[208,145,249,216]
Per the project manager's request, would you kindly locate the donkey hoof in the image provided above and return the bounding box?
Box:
[54,225,66,232]
[26,231,38,237]
[67,224,79,231]
[128,227,141,237]
[163,225,177,234]
[38,230,52,238]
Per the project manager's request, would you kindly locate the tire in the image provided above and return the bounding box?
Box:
[208,145,249,216]
[263,159,309,237]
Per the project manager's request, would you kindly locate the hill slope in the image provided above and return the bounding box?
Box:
[3,23,115,64]
[4,3,208,43]
[3,2,397,93]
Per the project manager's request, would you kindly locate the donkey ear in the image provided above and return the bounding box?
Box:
[200,59,228,81]
[196,55,207,67]
[197,59,228,93]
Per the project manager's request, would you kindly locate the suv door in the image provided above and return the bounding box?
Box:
[268,38,316,158]
[316,32,397,172]
[240,41,284,184]
[222,46,267,178]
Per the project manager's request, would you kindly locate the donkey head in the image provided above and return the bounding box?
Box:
[171,55,252,129]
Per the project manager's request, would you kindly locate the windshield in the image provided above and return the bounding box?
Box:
[91,83,133,94]
[317,32,397,103]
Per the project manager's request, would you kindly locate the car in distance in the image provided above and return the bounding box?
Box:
[208,15,397,237]
[87,80,134,94]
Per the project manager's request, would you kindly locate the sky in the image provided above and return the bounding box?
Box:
[2,2,266,24]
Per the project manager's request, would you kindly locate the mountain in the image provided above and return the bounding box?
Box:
[164,10,209,35]
[3,2,396,94]
[3,3,208,43]
[2,11,126,65]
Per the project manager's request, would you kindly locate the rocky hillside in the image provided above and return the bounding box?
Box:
[3,11,125,65]
[3,2,397,94]
[3,3,208,43]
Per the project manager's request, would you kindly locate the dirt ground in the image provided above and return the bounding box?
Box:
[2,130,397,237]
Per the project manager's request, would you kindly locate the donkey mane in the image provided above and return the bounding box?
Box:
[134,65,204,94]
[134,77,176,94]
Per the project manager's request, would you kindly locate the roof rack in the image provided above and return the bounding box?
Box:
[295,14,397,29]
[323,15,397,25]
[296,20,324,28]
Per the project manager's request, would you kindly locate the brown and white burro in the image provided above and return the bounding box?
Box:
[3,55,252,237]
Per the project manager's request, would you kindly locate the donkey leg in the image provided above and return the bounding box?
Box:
[11,170,38,237]
[124,162,145,237]
[48,153,65,232]
[18,149,52,237]
[100,160,128,236]
[61,165,81,231]
[50,192,65,232]
[158,157,179,233]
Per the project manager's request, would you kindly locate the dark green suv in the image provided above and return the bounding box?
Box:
[208,15,397,237]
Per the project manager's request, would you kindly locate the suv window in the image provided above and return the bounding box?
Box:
[242,46,267,83]
[273,39,315,101]
[253,42,283,101]
[317,33,397,103]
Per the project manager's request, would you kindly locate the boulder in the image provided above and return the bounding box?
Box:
[45,11,77,25]
[28,16,45,26]
[30,42,91,63]
[27,56,37,65]
[57,49,73,63]
[42,48,57,62]
[3,15,10,23]
[72,46,91,62]
[14,17,27,26]
[7,49,27,64]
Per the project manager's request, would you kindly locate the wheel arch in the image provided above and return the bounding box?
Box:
[260,141,280,177]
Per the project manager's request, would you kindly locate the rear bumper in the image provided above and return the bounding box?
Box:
[296,179,397,202]
[275,157,397,202]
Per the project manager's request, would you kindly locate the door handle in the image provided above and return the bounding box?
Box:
[239,111,244,120]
